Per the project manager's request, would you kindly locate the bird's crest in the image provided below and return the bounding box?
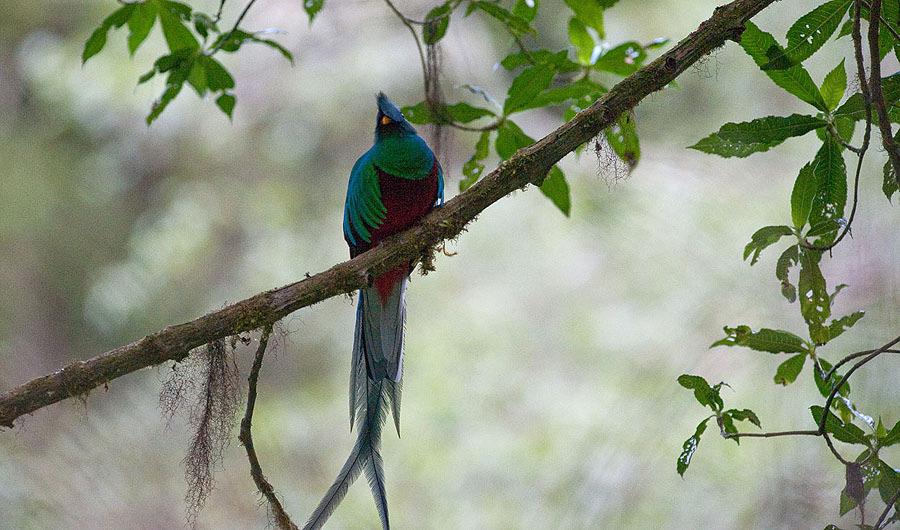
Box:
[375,92,416,136]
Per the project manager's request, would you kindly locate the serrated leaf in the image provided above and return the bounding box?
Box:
[500,49,578,72]
[690,114,826,158]
[820,59,847,111]
[774,353,807,385]
[604,112,640,168]
[303,0,325,22]
[540,166,571,216]
[127,2,157,56]
[423,3,452,44]
[677,374,724,412]
[785,0,852,65]
[504,63,556,115]
[823,311,864,343]
[677,418,709,476]
[743,225,793,265]
[814,357,851,398]
[879,460,899,505]
[82,4,136,63]
[834,73,900,120]
[593,41,646,76]
[811,405,868,444]
[792,163,817,229]
[470,1,533,37]
[808,137,847,244]
[740,22,828,110]
[564,0,605,38]
[568,17,595,65]
[402,101,494,124]
[799,248,831,340]
[711,325,807,354]
[776,244,799,302]
[727,408,762,428]
[216,92,235,120]
[460,130,491,191]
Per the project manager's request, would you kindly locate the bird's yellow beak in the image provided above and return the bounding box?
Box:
[380,115,392,126]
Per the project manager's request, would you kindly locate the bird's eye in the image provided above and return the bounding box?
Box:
[380,115,392,126]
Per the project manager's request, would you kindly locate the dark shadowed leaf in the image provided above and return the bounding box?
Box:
[774,353,807,385]
[540,166,571,216]
[799,249,830,341]
[879,460,900,504]
[776,244,799,302]
[807,138,847,245]
[727,408,762,428]
[711,325,807,354]
[216,93,235,120]
[677,418,710,476]
[814,357,850,398]
[883,419,900,446]
[743,225,793,265]
[811,406,868,444]
[690,114,826,158]
[677,374,723,411]
[740,22,827,110]
[604,112,640,168]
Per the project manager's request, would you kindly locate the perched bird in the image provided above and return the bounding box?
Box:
[303,93,444,530]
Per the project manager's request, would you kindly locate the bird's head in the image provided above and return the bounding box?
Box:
[374,92,417,140]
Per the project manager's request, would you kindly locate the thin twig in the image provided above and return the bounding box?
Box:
[722,429,819,439]
[825,348,900,382]
[818,335,900,434]
[209,0,260,55]
[876,489,900,529]
[214,0,227,23]
[802,0,872,253]
[866,0,900,189]
[860,0,900,43]
[239,325,298,530]
[383,0,429,93]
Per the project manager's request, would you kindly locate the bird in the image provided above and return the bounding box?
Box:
[303,93,444,530]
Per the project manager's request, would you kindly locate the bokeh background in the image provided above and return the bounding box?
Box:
[1,0,898,528]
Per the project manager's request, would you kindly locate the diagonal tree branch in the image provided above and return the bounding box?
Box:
[0,0,780,429]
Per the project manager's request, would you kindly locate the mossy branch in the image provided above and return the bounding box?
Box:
[0,0,779,429]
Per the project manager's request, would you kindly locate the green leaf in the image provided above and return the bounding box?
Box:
[446,103,495,123]
[147,77,184,125]
[593,41,646,76]
[303,0,325,22]
[885,131,900,202]
[879,460,900,505]
[249,36,294,64]
[512,0,538,23]
[500,49,578,72]
[823,311,865,343]
[503,63,556,115]
[159,2,199,51]
[402,102,495,124]
[469,1,533,37]
[216,92,236,120]
[518,78,605,112]
[811,406,869,445]
[677,418,710,476]
[834,73,900,121]
[799,249,830,340]
[423,3,452,45]
[882,420,900,446]
[460,130,491,191]
[192,12,218,39]
[564,0,605,38]
[774,353,807,385]
[740,22,828,110]
[814,357,850,398]
[568,17,595,65]
[689,114,826,158]
[711,325,807,354]
[808,138,847,243]
[82,4,136,63]
[540,166,571,216]
[727,408,762,428]
[820,59,847,111]
[200,56,235,91]
[791,163,817,229]
[127,2,157,56]
[743,225,793,265]
[186,59,207,96]
[776,244,799,302]
[604,112,640,168]
[785,0,852,65]
[677,374,723,412]
[495,120,533,159]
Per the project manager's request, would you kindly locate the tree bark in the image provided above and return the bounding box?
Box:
[0,0,779,428]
